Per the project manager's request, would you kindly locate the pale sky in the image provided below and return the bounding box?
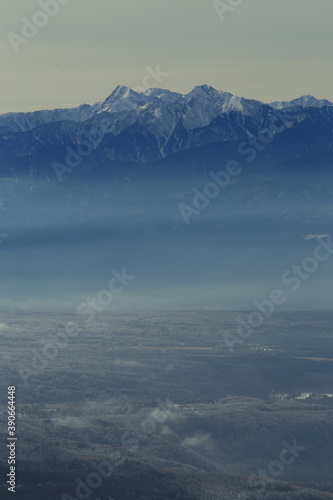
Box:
[1,0,332,113]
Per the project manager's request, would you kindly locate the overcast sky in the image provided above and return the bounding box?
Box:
[1,0,332,113]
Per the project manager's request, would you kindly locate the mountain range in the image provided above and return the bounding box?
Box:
[1,85,333,180]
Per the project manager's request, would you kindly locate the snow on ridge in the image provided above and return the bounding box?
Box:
[1,85,332,136]
[142,88,182,103]
[0,104,95,132]
[270,94,333,109]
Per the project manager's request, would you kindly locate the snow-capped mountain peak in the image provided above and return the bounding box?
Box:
[109,85,133,100]
[141,87,181,103]
[186,84,231,101]
[270,94,333,109]
[95,85,144,113]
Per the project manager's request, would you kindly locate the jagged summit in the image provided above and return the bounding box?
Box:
[141,87,181,103]
[95,85,146,113]
[270,94,333,109]
[109,85,133,99]
[191,84,224,95]
[186,85,232,100]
